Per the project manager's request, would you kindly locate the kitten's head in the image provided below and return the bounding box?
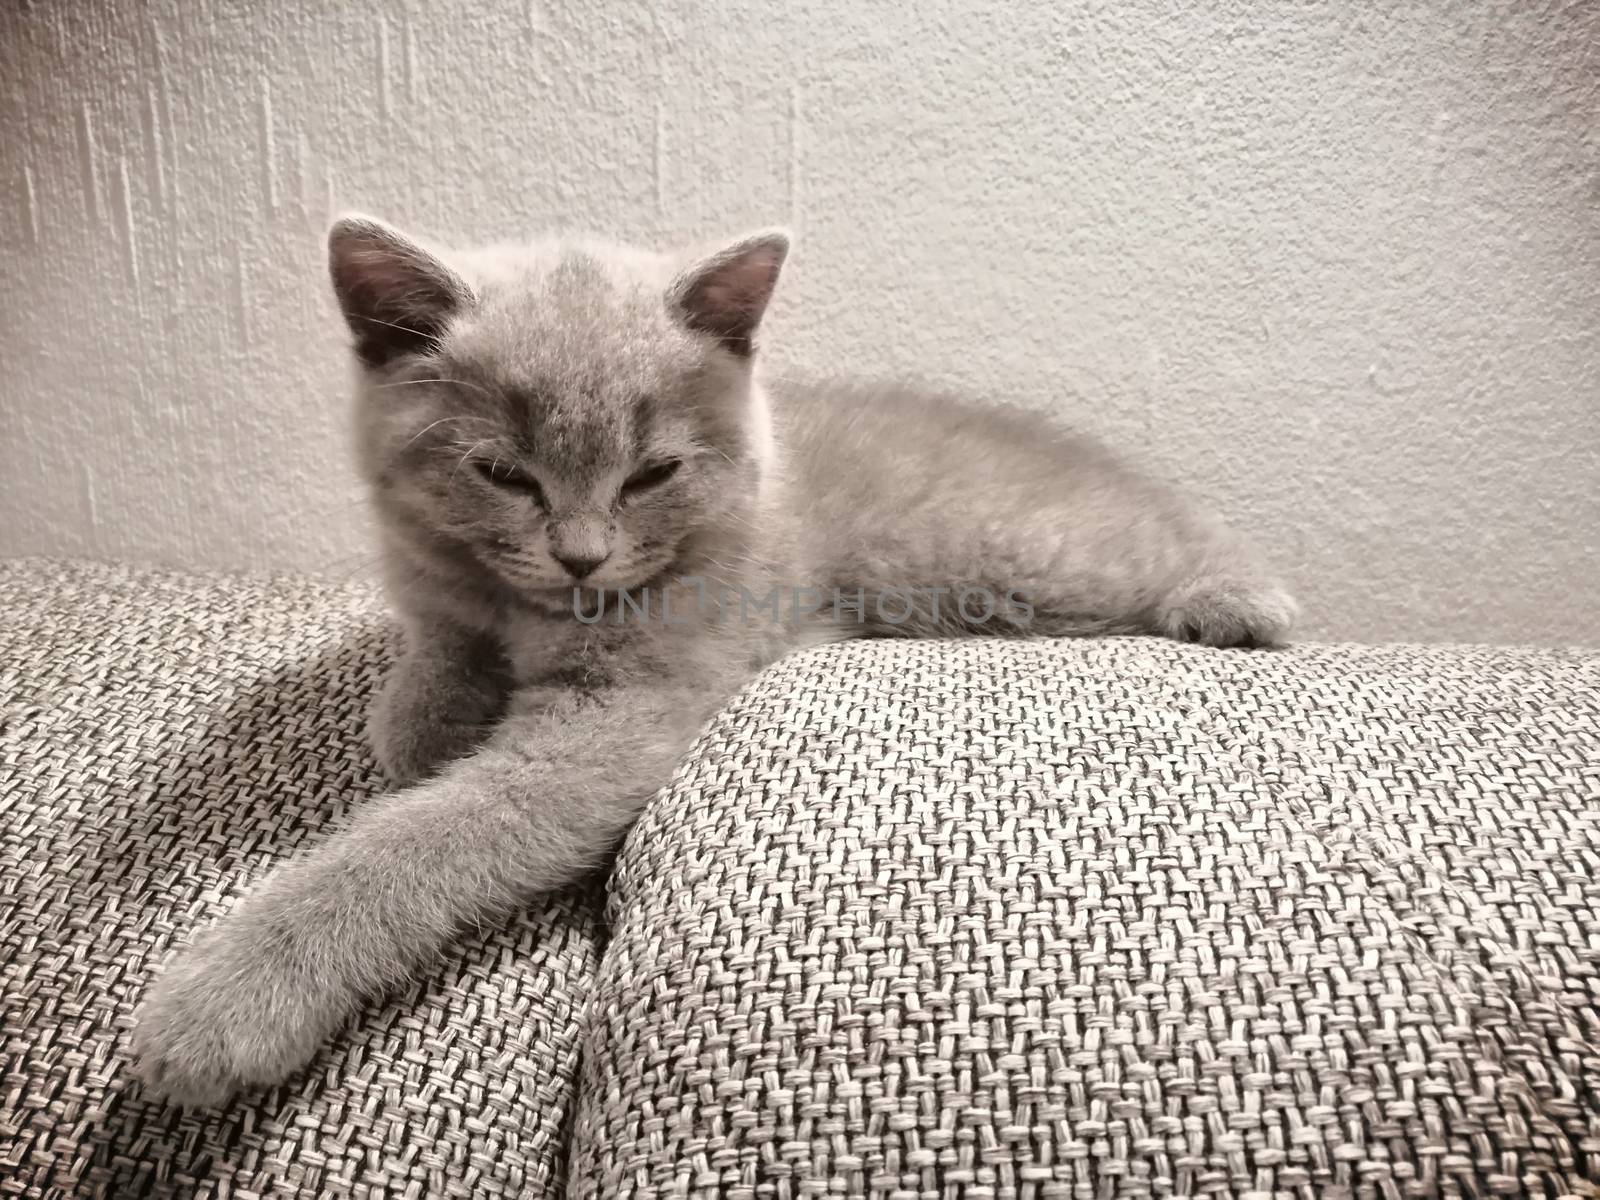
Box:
[329,215,787,593]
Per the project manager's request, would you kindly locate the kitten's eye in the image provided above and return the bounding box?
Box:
[474,459,546,506]
[622,459,681,495]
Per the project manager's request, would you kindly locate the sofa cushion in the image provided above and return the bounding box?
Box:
[569,637,1600,1197]
[0,560,602,1198]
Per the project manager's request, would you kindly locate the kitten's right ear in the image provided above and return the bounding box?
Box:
[327,215,472,368]
[668,231,790,357]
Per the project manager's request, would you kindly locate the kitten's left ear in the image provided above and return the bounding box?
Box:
[668,230,790,357]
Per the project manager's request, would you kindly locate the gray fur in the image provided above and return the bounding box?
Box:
[133,217,1295,1105]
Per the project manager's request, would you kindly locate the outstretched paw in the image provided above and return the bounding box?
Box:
[1160,576,1298,648]
[132,924,332,1107]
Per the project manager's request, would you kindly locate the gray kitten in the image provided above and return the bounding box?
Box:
[133,217,1295,1105]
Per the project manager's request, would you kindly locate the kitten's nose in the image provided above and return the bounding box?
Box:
[555,551,609,580]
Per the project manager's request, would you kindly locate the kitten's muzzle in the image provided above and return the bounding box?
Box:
[549,512,614,580]
[554,551,609,580]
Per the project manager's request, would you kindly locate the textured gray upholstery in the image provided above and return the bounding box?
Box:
[0,561,601,1198]
[575,638,1600,1198]
[3,561,1598,1198]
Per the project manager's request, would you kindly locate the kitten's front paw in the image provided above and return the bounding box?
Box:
[369,706,488,788]
[132,926,330,1107]
[1159,576,1298,648]
[368,667,503,787]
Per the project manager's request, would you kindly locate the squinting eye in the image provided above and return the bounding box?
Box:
[474,459,546,507]
[623,459,681,495]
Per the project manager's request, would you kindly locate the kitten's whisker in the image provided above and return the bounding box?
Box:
[354,314,431,339]
[373,378,497,400]
[403,417,474,450]
[429,435,498,455]
[317,550,386,585]
[448,440,493,487]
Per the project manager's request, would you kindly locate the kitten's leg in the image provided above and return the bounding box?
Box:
[866,510,1296,647]
[133,679,724,1107]
[368,624,511,785]
[1153,558,1299,648]
[1069,478,1297,648]
[992,460,1297,648]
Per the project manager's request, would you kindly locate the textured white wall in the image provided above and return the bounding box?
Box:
[2,1,1596,644]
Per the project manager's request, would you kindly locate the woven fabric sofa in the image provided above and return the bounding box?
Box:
[2,558,1596,1198]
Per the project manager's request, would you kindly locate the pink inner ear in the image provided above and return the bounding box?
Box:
[330,223,468,365]
[709,247,782,314]
[350,247,412,293]
[679,240,786,350]
[342,246,441,316]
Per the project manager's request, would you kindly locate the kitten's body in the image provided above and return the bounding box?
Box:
[134,222,1294,1106]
